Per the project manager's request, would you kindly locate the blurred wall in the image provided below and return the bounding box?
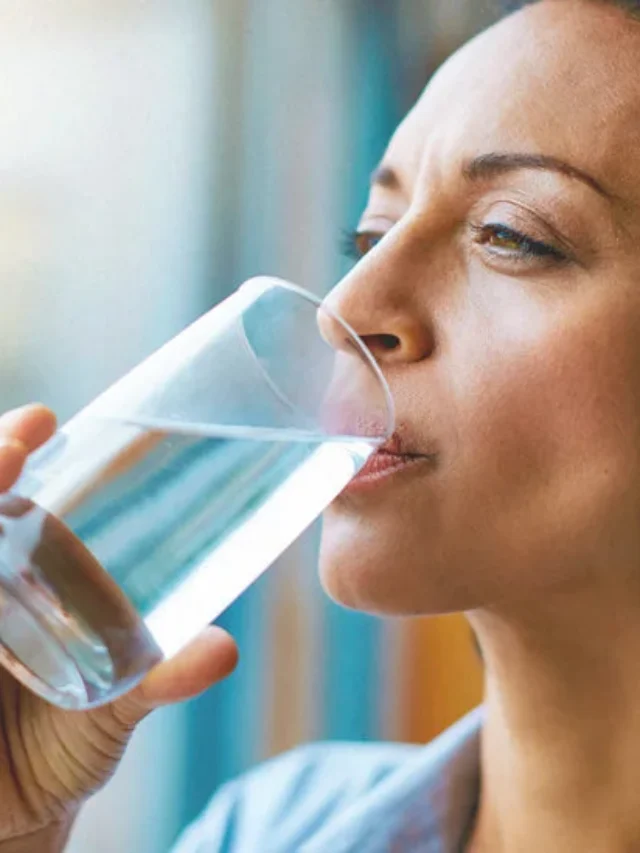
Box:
[0,2,494,851]
[0,2,224,850]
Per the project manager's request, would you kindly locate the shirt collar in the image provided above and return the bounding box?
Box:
[304,706,484,852]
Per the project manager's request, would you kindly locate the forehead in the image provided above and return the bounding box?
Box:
[385,2,640,199]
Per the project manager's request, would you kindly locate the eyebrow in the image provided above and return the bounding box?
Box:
[370,164,401,190]
[463,152,611,199]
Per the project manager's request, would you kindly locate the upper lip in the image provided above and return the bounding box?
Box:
[376,429,436,459]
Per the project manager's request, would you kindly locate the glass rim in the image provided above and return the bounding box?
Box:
[239,276,396,441]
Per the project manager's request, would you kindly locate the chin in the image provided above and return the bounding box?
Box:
[318,508,480,616]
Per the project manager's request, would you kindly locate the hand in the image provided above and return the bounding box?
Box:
[0,406,239,848]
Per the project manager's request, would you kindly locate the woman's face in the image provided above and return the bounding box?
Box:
[320,1,640,616]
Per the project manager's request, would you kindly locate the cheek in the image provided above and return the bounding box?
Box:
[451,293,640,563]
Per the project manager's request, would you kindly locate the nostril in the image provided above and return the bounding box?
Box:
[380,334,400,350]
[365,333,401,352]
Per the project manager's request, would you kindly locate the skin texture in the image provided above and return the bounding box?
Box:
[320,1,640,851]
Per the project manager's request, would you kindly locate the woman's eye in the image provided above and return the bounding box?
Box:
[473,223,567,263]
[341,229,385,261]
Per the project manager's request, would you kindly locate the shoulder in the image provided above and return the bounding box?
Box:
[172,740,418,853]
[172,707,484,853]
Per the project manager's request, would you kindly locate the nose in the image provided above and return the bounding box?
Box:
[320,243,434,366]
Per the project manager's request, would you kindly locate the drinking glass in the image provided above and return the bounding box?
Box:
[0,277,394,709]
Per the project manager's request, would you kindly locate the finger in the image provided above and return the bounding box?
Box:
[0,404,57,453]
[113,626,239,724]
[0,440,28,492]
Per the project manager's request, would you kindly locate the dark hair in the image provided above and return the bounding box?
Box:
[504,0,640,18]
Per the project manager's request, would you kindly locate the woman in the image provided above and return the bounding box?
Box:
[1,1,639,850]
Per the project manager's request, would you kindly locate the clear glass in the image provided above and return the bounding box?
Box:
[0,277,394,709]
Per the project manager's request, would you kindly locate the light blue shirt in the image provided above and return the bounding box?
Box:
[173,706,483,852]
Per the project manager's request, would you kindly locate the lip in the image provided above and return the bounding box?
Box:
[343,432,436,495]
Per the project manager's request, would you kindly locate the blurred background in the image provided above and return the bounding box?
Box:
[0,1,500,849]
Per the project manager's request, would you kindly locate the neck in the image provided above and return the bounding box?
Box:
[466,579,640,853]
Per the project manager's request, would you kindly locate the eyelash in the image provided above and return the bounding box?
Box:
[471,223,567,263]
[340,229,383,262]
[341,224,568,265]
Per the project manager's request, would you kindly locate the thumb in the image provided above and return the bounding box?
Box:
[113,626,239,726]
